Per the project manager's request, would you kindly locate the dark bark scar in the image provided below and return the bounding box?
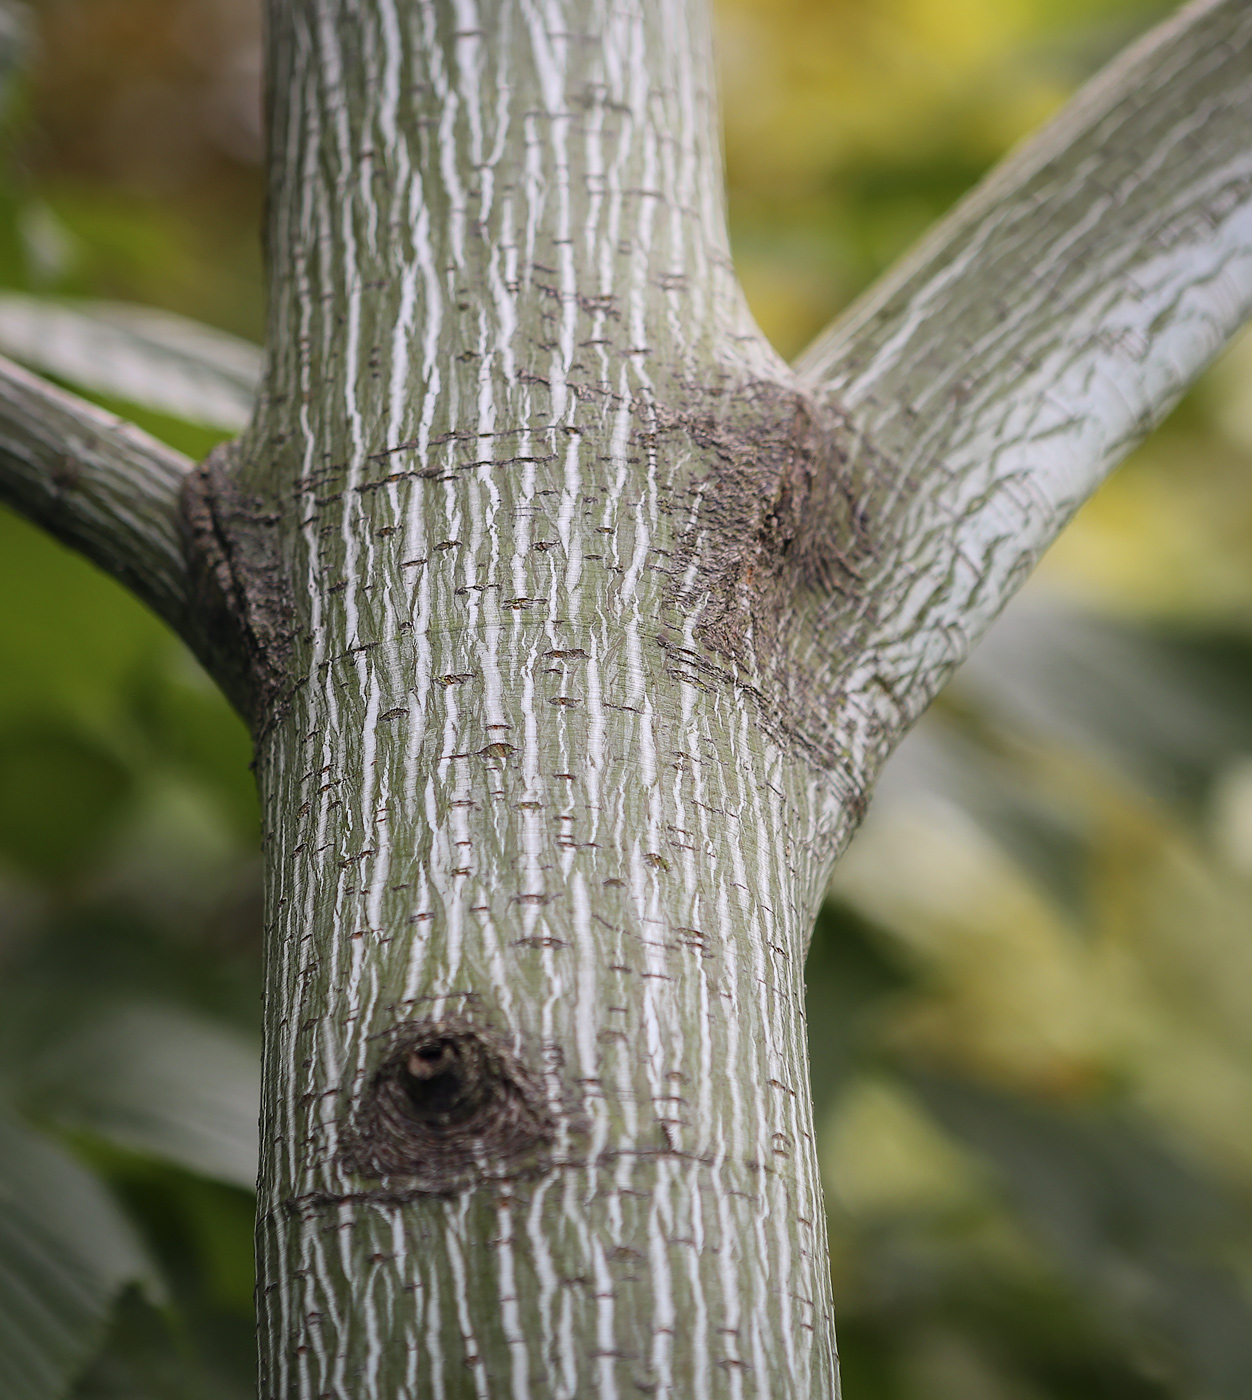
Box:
[181,442,293,733]
[339,1016,554,1193]
[653,374,871,766]
[665,377,862,665]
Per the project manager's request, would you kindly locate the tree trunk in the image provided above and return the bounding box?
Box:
[241,1,843,1394]
[3,0,1251,1395]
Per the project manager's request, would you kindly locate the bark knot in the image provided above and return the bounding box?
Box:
[340,1017,553,1192]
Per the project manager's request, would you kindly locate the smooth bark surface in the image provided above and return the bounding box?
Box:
[0,0,1251,1396]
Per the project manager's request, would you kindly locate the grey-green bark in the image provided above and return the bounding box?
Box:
[0,353,194,634]
[2,0,1252,1395]
[246,4,842,1393]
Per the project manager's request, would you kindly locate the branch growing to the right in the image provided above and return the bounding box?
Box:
[796,0,1252,757]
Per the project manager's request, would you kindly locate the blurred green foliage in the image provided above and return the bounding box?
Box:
[1,1,1251,1397]
[0,11,263,1392]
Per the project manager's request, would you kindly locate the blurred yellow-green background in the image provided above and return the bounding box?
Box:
[2,1,1252,1397]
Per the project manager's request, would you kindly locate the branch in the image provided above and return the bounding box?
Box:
[0,353,196,634]
[797,0,1252,737]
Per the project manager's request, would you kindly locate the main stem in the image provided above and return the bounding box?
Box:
[243,0,847,1394]
[2,0,1242,1393]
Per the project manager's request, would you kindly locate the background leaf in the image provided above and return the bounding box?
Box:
[948,603,1252,810]
[0,295,260,429]
[0,1109,161,1400]
[30,1004,259,1190]
[913,1075,1252,1400]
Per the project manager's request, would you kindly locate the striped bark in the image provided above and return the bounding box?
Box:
[243,2,844,1394]
[3,0,1252,1395]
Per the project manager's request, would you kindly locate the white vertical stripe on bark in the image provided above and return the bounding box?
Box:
[0,4,1249,1394]
[248,1,840,1395]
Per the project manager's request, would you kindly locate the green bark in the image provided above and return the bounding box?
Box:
[1,0,1252,1395]
[245,1,840,1392]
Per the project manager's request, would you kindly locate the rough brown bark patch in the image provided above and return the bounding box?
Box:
[181,442,293,731]
[339,1016,555,1192]
[659,377,870,765]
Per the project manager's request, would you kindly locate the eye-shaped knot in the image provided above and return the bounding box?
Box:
[401,1036,491,1124]
[340,1017,552,1191]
